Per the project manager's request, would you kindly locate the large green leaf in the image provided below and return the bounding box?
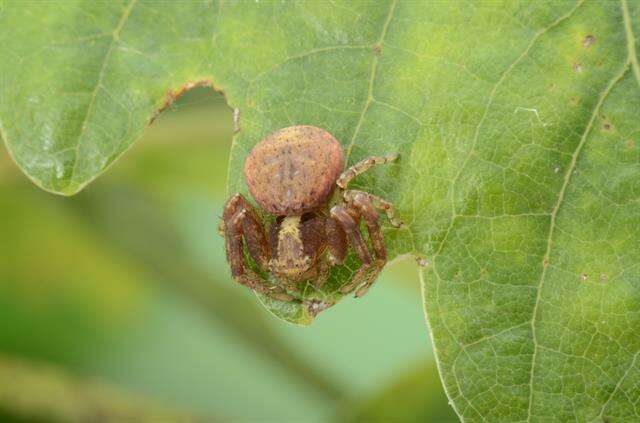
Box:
[1,1,639,420]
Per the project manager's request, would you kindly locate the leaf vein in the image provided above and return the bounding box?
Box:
[433,0,585,259]
[249,44,372,83]
[68,0,137,189]
[526,63,631,422]
[344,0,397,161]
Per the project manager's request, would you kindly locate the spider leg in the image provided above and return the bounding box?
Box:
[223,193,270,267]
[344,192,392,297]
[348,192,386,262]
[344,190,403,228]
[330,205,375,296]
[309,215,349,290]
[336,154,399,189]
[309,258,331,290]
[325,216,348,266]
[223,193,294,302]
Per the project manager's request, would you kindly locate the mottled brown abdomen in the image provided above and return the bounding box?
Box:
[244,126,345,215]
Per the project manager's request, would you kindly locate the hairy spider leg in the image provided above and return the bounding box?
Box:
[344,190,403,228]
[325,216,348,266]
[330,205,378,296]
[223,193,294,302]
[335,192,391,297]
[349,192,386,263]
[336,154,399,189]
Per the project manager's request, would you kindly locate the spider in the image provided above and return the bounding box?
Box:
[222,125,401,303]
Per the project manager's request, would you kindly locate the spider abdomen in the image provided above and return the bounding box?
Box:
[244,125,344,215]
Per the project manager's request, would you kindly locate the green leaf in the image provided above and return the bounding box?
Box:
[1,1,639,420]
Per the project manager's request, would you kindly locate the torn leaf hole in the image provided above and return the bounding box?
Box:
[148,79,233,127]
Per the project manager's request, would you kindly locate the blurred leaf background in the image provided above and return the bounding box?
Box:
[0,89,457,422]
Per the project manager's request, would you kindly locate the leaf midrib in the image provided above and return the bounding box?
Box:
[344,0,397,162]
[68,0,137,190]
[525,61,631,423]
[526,0,638,419]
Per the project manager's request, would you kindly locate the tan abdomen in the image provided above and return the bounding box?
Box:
[244,126,345,215]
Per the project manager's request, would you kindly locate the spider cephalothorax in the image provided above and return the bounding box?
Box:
[222,125,401,303]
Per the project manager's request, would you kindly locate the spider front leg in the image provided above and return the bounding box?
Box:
[344,190,403,228]
[336,153,399,189]
[223,193,294,302]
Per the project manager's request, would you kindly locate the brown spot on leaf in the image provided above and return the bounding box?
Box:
[626,139,636,150]
[416,257,429,267]
[573,62,584,73]
[582,35,596,48]
[373,44,382,56]
[569,96,580,106]
[580,273,589,281]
